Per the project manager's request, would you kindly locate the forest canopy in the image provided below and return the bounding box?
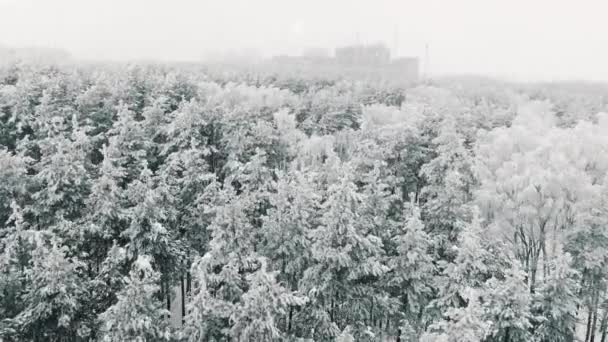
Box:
[1,62,608,341]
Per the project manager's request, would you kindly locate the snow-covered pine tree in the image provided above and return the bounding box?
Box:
[12,241,88,341]
[482,263,534,342]
[532,253,580,342]
[260,170,318,335]
[229,258,307,341]
[98,255,172,342]
[388,201,436,336]
[301,160,387,339]
[419,115,474,256]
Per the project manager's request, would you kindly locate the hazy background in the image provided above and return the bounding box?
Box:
[1,0,607,82]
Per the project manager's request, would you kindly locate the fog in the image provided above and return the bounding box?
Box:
[1,0,607,81]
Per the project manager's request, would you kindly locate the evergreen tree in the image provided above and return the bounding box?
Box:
[301,161,387,339]
[387,202,436,335]
[182,179,261,340]
[28,116,91,234]
[260,171,318,336]
[12,241,88,341]
[432,212,491,314]
[420,115,474,255]
[98,255,171,342]
[532,253,580,342]
[423,288,490,342]
[482,263,533,342]
[182,256,235,341]
[230,258,307,341]
[86,242,129,340]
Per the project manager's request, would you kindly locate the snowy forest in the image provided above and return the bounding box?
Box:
[1,62,608,342]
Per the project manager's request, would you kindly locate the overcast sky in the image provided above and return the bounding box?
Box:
[1,0,607,81]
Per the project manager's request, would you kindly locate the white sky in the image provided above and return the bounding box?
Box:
[1,0,607,81]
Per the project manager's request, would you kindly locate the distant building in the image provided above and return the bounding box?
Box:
[302,47,330,59]
[0,46,71,65]
[335,43,391,66]
[389,57,419,82]
[202,48,263,65]
[265,43,419,84]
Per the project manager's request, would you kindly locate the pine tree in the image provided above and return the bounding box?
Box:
[0,202,32,339]
[261,171,317,289]
[12,241,88,341]
[28,116,92,233]
[0,149,30,232]
[301,161,387,339]
[388,202,436,335]
[182,180,259,340]
[105,105,149,185]
[98,255,172,342]
[419,115,474,255]
[122,163,172,259]
[84,242,130,339]
[230,258,307,341]
[260,171,318,335]
[532,253,580,342]
[181,256,235,341]
[432,212,490,314]
[87,142,126,236]
[482,263,533,342]
[423,288,490,342]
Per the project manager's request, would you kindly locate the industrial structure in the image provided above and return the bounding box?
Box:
[267,43,419,84]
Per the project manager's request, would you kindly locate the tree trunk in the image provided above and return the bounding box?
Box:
[592,311,599,342]
[587,305,594,342]
[160,278,164,301]
[370,297,374,327]
[541,234,548,280]
[601,316,608,342]
[599,308,608,342]
[181,274,186,325]
[591,289,601,342]
[186,251,192,294]
[330,296,335,323]
[529,251,539,294]
[166,279,171,316]
[287,306,293,332]
[578,272,588,322]
[187,270,191,294]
